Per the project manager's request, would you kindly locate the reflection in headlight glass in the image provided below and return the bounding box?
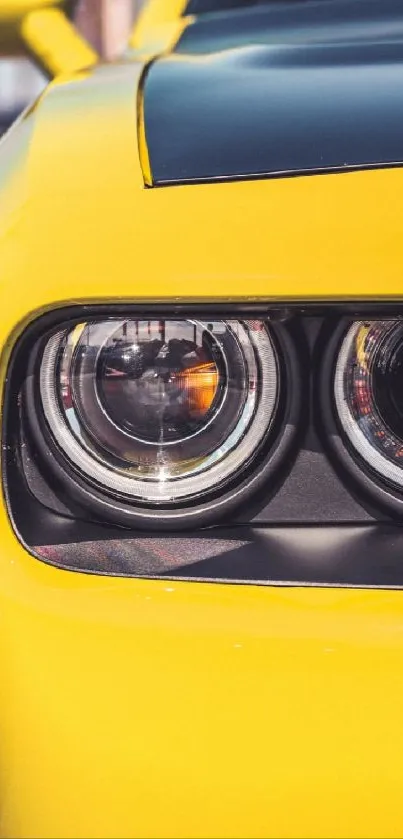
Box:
[40,318,279,502]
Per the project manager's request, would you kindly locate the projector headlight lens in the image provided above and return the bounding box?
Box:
[39,318,279,503]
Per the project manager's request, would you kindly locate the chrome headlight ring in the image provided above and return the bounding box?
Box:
[22,310,302,530]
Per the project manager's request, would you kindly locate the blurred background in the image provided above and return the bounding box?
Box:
[0,0,146,135]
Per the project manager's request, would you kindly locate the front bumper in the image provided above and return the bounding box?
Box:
[1,514,403,838]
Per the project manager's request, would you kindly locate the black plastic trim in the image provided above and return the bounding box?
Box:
[29,522,403,590]
[6,302,403,585]
[151,161,403,188]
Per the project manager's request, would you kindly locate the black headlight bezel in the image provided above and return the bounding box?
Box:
[8,303,304,531]
[8,301,403,587]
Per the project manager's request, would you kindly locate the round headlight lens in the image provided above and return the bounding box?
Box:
[40,319,279,503]
[335,320,403,489]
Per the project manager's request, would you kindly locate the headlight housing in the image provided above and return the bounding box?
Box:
[9,303,403,586]
[21,313,298,529]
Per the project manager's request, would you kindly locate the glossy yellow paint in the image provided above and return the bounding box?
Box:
[3,529,403,839]
[3,58,403,839]
[2,65,403,321]
[137,66,153,185]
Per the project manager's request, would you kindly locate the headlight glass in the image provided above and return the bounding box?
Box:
[335,320,403,489]
[40,318,279,503]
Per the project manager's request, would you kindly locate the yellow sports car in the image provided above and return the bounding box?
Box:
[2,0,403,837]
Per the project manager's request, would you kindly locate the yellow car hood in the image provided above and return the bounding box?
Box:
[1,60,403,343]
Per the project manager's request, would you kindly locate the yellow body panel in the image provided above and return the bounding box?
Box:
[2,65,403,333]
[2,51,403,839]
[1,530,403,839]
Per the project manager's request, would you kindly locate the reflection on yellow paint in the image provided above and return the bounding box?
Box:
[70,322,85,349]
[355,323,371,371]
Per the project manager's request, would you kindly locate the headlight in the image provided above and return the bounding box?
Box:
[9,305,403,583]
[335,320,403,491]
[29,317,288,527]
